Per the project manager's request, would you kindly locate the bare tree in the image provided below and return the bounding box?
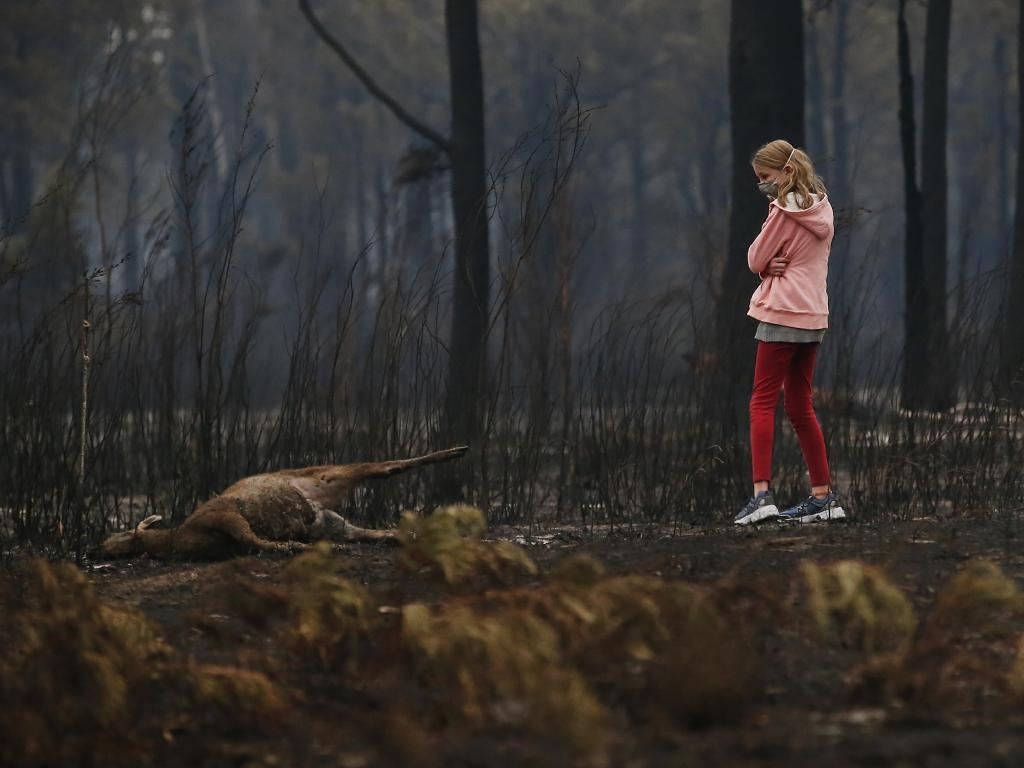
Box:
[900,0,954,411]
[1004,0,1024,401]
[829,0,850,206]
[298,0,490,451]
[715,0,804,399]
[920,0,954,411]
[898,0,927,410]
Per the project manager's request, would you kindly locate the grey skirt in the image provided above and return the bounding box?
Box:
[754,321,826,344]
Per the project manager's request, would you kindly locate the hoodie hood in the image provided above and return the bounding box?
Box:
[771,193,833,240]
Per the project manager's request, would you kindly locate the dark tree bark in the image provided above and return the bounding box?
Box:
[630,142,648,280]
[715,0,804,393]
[898,0,927,411]
[354,128,369,271]
[399,173,435,278]
[919,0,954,410]
[0,155,10,226]
[4,27,35,237]
[995,36,1011,254]
[805,11,828,162]
[8,114,34,236]
[1004,0,1024,399]
[899,0,954,411]
[374,160,390,291]
[123,148,142,292]
[829,0,850,205]
[444,0,490,445]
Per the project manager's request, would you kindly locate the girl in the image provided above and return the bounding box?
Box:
[733,139,845,525]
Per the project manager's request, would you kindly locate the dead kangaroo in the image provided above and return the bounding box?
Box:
[100,446,468,560]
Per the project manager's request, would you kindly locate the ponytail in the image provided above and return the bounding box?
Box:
[752,140,827,210]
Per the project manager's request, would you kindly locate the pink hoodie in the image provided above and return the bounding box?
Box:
[747,194,835,330]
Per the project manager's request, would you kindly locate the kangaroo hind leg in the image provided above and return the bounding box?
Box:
[218,514,308,555]
[304,505,397,544]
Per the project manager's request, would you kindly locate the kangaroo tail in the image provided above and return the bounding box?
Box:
[362,445,469,478]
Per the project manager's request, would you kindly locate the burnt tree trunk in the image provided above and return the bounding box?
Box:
[400,171,435,280]
[444,0,490,446]
[827,0,852,293]
[0,154,9,226]
[8,114,33,236]
[630,142,649,281]
[995,36,1011,254]
[898,0,928,411]
[123,148,142,292]
[1004,0,1024,400]
[919,0,954,410]
[829,0,850,205]
[805,11,828,162]
[715,0,804,403]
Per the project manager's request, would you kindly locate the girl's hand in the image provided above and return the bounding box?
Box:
[765,254,789,277]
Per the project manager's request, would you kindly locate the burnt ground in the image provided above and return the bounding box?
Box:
[86,515,1024,768]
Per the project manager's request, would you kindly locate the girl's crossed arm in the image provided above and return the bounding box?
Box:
[747,206,789,275]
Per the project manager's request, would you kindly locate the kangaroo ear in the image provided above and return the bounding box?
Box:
[136,515,164,532]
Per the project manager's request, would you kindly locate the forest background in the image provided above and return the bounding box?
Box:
[1,0,1020,557]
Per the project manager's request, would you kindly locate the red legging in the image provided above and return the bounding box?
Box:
[750,341,830,487]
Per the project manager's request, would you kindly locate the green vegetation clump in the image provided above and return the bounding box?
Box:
[204,545,379,670]
[898,559,1022,707]
[398,505,539,588]
[187,664,288,733]
[801,559,916,653]
[550,552,606,585]
[1006,637,1024,702]
[925,558,1021,638]
[0,559,166,765]
[498,573,760,726]
[400,600,610,760]
[281,543,378,667]
[851,559,1024,711]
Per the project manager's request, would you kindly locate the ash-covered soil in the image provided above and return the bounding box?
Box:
[74,515,1024,768]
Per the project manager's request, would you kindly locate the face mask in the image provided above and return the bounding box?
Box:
[756,149,797,200]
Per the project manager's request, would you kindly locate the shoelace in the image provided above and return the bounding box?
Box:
[797,495,827,513]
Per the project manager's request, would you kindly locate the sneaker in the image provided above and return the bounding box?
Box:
[734,490,780,526]
[778,490,846,523]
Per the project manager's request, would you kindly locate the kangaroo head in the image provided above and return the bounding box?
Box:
[100,515,165,558]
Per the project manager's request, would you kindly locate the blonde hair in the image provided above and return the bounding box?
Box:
[751,140,827,210]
